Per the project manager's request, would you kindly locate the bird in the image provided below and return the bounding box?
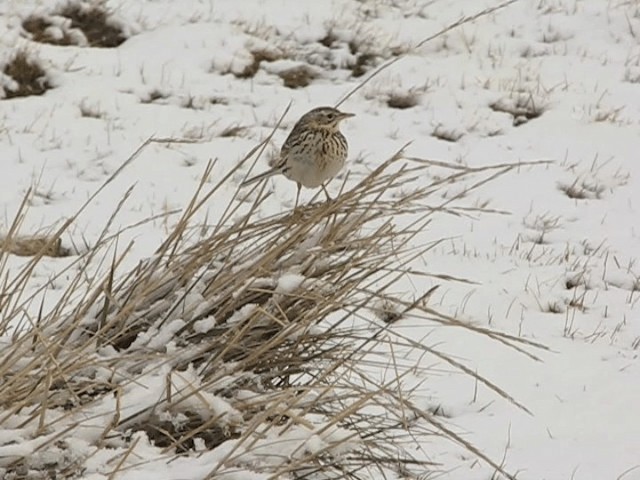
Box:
[242,106,355,206]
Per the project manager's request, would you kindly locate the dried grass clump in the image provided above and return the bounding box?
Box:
[22,15,76,46]
[0,131,542,479]
[1,50,51,99]
[218,123,248,137]
[432,125,465,142]
[233,49,283,79]
[489,94,545,126]
[278,64,316,88]
[23,1,127,48]
[387,90,421,109]
[346,37,406,78]
[139,88,171,104]
[350,52,378,78]
[558,178,606,200]
[0,234,71,258]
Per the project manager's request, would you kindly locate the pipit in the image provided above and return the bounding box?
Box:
[243,106,355,205]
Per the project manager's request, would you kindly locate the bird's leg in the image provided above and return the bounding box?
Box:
[321,184,332,202]
[295,182,301,209]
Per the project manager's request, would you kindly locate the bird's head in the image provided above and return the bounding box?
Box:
[301,106,355,130]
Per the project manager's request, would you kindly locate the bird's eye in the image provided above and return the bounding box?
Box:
[326,113,335,120]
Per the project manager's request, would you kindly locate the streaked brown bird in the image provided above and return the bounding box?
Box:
[243,106,355,205]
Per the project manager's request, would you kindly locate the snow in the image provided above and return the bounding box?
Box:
[1,0,640,479]
[276,272,306,294]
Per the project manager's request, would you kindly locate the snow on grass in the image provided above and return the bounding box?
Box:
[1,0,640,478]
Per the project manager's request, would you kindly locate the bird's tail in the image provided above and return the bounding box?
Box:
[241,167,280,186]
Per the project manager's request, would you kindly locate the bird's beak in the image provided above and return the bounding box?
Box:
[338,111,355,119]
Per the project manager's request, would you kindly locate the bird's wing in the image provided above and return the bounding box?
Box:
[276,124,302,170]
[279,125,298,159]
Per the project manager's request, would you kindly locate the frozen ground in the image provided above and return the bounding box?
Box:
[1,0,639,478]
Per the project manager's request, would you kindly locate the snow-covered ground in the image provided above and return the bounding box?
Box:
[1,0,639,478]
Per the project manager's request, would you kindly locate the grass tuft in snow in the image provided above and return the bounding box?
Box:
[278,64,316,89]
[139,88,171,104]
[489,94,545,126]
[386,90,421,110]
[558,179,605,200]
[1,50,51,99]
[0,234,71,258]
[23,0,127,48]
[232,48,283,79]
[350,51,378,78]
[218,124,248,138]
[432,125,465,142]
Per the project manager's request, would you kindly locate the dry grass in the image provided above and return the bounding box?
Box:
[0,128,546,479]
[23,1,127,48]
[278,65,316,88]
[233,49,282,79]
[139,88,171,104]
[432,125,465,142]
[1,50,51,99]
[219,124,248,137]
[22,15,77,46]
[489,94,545,126]
[350,52,378,78]
[22,15,75,46]
[558,179,605,200]
[387,90,421,109]
[0,234,71,258]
